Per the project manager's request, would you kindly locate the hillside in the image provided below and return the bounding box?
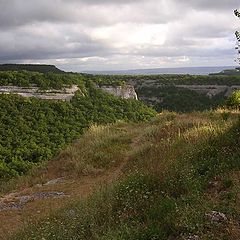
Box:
[0,110,239,240]
[0,64,64,74]
[0,74,155,180]
[89,74,240,112]
[0,69,239,113]
[85,66,236,75]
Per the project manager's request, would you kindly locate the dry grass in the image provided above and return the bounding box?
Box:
[0,121,146,239]
[0,109,239,239]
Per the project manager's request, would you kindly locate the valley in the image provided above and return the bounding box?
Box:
[0,66,239,240]
[1,1,240,239]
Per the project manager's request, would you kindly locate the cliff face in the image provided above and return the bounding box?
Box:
[0,85,79,101]
[0,84,138,101]
[100,85,138,100]
[175,85,240,98]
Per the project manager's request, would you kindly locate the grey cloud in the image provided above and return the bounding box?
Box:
[0,0,149,29]
[0,0,238,70]
[0,1,176,30]
[177,0,240,10]
[0,0,80,28]
[0,23,113,61]
[63,0,143,4]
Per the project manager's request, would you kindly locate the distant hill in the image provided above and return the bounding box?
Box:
[210,67,240,76]
[0,64,64,74]
[84,66,236,76]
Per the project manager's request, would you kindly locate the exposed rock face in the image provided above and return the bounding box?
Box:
[0,84,139,101]
[129,77,240,99]
[175,85,240,98]
[100,85,138,100]
[0,85,79,101]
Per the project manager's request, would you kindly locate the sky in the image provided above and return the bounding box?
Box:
[0,0,240,72]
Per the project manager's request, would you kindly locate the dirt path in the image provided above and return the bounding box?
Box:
[0,134,141,239]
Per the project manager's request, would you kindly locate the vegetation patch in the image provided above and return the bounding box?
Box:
[8,111,240,240]
[0,76,155,181]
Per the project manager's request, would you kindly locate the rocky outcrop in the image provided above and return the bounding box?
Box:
[206,211,228,223]
[0,85,79,101]
[175,85,240,98]
[0,84,139,101]
[100,85,138,100]
[0,191,66,212]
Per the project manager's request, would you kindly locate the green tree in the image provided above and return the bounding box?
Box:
[226,90,240,109]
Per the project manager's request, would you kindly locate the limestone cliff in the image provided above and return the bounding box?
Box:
[175,85,240,98]
[0,85,79,101]
[100,85,138,100]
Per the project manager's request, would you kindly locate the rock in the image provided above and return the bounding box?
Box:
[44,177,65,186]
[32,191,66,200]
[0,191,66,212]
[186,235,199,240]
[19,195,32,204]
[35,184,43,188]
[0,85,79,101]
[0,202,22,211]
[206,211,227,223]
[100,85,138,100]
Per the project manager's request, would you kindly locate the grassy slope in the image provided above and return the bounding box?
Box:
[1,110,240,240]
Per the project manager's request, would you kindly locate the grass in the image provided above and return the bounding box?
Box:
[2,109,240,240]
[0,122,139,194]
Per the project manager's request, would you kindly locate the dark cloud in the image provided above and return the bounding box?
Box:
[0,0,79,28]
[0,24,112,61]
[178,0,240,10]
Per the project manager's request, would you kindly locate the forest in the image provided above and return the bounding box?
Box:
[0,73,156,180]
[0,71,83,89]
[137,85,225,112]
[90,73,240,86]
[0,71,125,89]
[0,70,239,180]
[84,73,240,112]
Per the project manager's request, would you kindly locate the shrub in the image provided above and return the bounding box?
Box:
[226,90,240,109]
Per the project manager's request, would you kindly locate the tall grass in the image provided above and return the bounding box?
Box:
[9,111,240,240]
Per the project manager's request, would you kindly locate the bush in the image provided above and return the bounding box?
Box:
[226,90,240,109]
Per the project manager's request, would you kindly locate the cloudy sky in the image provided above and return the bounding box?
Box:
[0,0,239,71]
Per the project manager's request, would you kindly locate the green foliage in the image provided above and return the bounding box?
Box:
[193,122,240,182]
[91,74,240,86]
[89,75,126,87]
[2,71,239,239]
[226,90,240,109]
[112,173,160,222]
[137,86,224,112]
[0,71,84,89]
[87,74,238,112]
[0,80,155,180]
